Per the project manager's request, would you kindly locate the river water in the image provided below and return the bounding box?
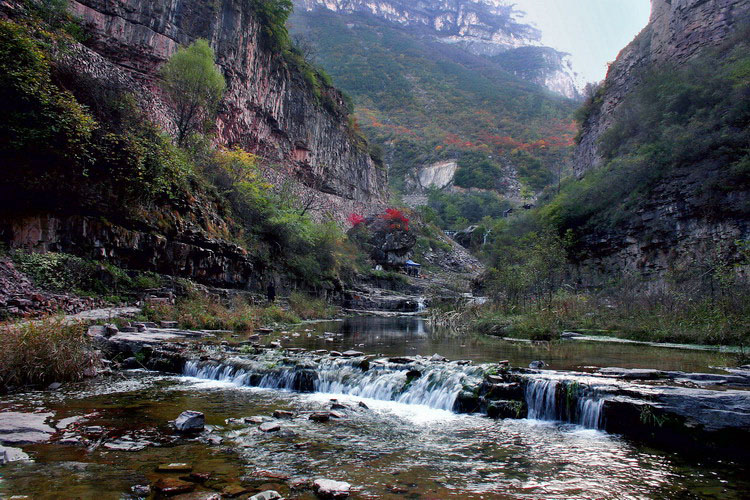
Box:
[0,316,747,499]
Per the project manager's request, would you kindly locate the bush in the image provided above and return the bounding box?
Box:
[0,319,100,391]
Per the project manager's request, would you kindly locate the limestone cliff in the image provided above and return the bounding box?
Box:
[572,0,750,277]
[0,0,388,288]
[68,0,387,209]
[575,0,750,176]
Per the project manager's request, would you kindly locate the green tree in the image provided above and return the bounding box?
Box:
[160,39,226,145]
[250,0,293,50]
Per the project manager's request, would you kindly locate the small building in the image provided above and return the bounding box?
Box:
[404,259,421,277]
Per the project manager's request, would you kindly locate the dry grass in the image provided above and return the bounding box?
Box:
[0,318,100,391]
[142,295,305,332]
[288,291,338,320]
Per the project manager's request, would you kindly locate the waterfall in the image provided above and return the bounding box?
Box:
[526,379,560,421]
[183,356,483,411]
[416,297,426,312]
[524,378,604,429]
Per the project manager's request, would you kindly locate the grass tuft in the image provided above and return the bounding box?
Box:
[0,319,100,391]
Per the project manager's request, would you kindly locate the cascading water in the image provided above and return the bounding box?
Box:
[524,378,604,429]
[184,355,483,411]
[416,297,426,312]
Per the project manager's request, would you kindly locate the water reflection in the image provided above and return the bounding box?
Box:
[288,316,731,373]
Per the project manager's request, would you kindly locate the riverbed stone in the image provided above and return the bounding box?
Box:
[259,422,281,432]
[156,463,193,472]
[309,412,330,423]
[153,477,195,495]
[222,484,249,497]
[0,445,30,465]
[174,411,205,433]
[249,491,281,500]
[313,478,351,499]
[529,361,547,369]
[131,484,151,496]
[273,410,294,419]
[342,350,363,357]
[0,412,55,444]
[103,439,149,452]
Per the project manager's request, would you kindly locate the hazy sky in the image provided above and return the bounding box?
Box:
[511,0,652,83]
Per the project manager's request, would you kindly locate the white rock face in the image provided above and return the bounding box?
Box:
[313,478,351,498]
[417,161,458,190]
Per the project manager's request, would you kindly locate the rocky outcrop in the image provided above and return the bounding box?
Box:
[64,0,387,209]
[406,160,458,191]
[575,0,750,175]
[570,0,750,276]
[296,0,582,97]
[0,214,254,288]
[0,258,105,319]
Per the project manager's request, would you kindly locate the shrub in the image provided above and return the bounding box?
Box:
[0,319,100,391]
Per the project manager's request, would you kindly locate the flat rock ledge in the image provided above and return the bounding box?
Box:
[99,326,750,459]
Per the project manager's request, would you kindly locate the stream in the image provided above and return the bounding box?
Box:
[1,316,748,499]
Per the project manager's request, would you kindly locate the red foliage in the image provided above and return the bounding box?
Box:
[381,208,410,231]
[348,213,366,226]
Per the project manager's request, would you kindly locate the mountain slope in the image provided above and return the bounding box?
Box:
[289,6,578,201]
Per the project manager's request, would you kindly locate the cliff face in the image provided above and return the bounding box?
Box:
[572,0,750,278]
[296,0,582,98]
[68,0,387,209]
[0,0,388,288]
[575,0,750,175]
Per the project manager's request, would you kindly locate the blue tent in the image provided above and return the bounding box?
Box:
[405,260,421,267]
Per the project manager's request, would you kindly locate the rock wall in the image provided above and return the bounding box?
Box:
[0,215,255,288]
[0,0,391,287]
[66,0,387,209]
[570,0,750,278]
[575,0,750,175]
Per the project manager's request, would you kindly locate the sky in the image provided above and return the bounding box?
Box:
[510,0,652,83]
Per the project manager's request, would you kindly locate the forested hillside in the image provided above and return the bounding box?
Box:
[289,8,577,201]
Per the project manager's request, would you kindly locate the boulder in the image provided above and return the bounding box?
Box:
[342,350,364,357]
[273,410,294,419]
[174,411,205,433]
[309,412,330,423]
[153,477,195,495]
[313,478,351,499]
[160,321,179,328]
[259,422,281,433]
[249,491,282,500]
[0,445,30,465]
[529,361,546,369]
